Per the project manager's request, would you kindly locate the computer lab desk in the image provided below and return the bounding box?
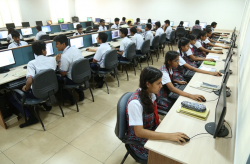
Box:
[145,32,238,164]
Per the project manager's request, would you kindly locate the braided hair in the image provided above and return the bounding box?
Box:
[178,37,190,57]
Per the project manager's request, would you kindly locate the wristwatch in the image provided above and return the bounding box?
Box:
[57,60,61,64]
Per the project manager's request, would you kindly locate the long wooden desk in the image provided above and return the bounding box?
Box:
[145,32,237,164]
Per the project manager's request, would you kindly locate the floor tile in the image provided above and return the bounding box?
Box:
[99,108,117,128]
[0,153,14,164]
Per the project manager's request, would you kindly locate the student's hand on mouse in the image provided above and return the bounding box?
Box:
[56,54,61,61]
[177,81,187,85]
[210,71,222,76]
[206,58,215,62]
[190,95,205,102]
[22,85,27,92]
[168,132,189,145]
[216,51,223,54]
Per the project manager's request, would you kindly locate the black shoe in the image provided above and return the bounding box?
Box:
[42,103,52,111]
[97,81,104,88]
[69,96,76,105]
[19,115,38,128]
[78,91,85,101]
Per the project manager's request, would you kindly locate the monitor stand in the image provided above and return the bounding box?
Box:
[61,30,66,32]
[112,38,118,42]
[222,59,233,62]
[205,122,229,137]
[213,90,231,97]
[219,69,233,74]
[93,43,99,47]
[0,67,10,74]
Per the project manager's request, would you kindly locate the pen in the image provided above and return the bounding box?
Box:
[3,74,8,78]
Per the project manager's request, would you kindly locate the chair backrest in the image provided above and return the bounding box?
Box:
[39,34,50,41]
[159,33,166,45]
[86,26,93,31]
[71,58,91,84]
[32,69,58,99]
[140,39,150,54]
[192,29,202,37]
[115,92,133,141]
[170,30,176,42]
[124,42,136,60]
[151,35,159,49]
[176,27,186,36]
[104,49,119,69]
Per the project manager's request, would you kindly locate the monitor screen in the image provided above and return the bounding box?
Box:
[183,21,190,27]
[73,22,80,29]
[0,50,15,68]
[112,30,120,39]
[36,21,43,26]
[34,43,54,59]
[87,17,92,21]
[200,22,207,28]
[58,18,64,24]
[6,23,15,29]
[91,33,98,44]
[22,22,30,27]
[47,20,52,25]
[127,28,131,35]
[86,21,92,27]
[60,24,68,30]
[126,19,133,24]
[42,26,51,32]
[170,21,174,26]
[105,18,111,23]
[21,28,33,36]
[70,37,84,48]
[0,31,8,39]
[95,18,100,22]
[137,25,142,30]
[140,19,147,24]
[72,17,79,22]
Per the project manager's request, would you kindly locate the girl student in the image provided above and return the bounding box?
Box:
[157,51,206,111]
[205,28,229,49]
[173,38,222,82]
[126,67,189,158]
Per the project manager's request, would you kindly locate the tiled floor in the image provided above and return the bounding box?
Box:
[0,45,177,164]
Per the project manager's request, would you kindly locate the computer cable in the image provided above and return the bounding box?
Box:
[206,97,219,102]
[189,133,209,140]
[224,121,233,139]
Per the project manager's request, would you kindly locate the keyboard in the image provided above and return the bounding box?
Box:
[184,70,195,78]
[168,84,187,100]
[5,78,26,89]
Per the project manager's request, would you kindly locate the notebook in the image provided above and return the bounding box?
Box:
[177,107,210,121]
[199,66,216,72]
[206,55,219,61]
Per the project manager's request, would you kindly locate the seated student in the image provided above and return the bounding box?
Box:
[177,21,185,29]
[163,20,172,41]
[73,24,84,36]
[211,22,228,37]
[130,27,143,54]
[193,31,223,57]
[157,51,206,111]
[54,35,84,105]
[8,31,28,49]
[192,20,202,30]
[9,41,56,128]
[116,28,132,61]
[93,25,99,31]
[144,24,154,48]
[120,17,126,24]
[111,18,120,29]
[34,25,46,41]
[148,19,152,24]
[205,28,229,49]
[134,18,141,25]
[87,33,111,88]
[155,22,164,36]
[126,66,189,158]
[127,20,132,26]
[98,19,107,31]
[7,28,23,43]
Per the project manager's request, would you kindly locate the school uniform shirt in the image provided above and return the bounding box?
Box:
[98,26,107,32]
[203,37,210,44]
[177,48,192,56]
[8,41,28,49]
[120,37,132,57]
[165,26,172,39]
[155,27,164,36]
[60,46,84,80]
[7,33,23,43]
[127,88,156,126]
[194,39,203,49]
[120,21,126,24]
[145,30,154,46]
[35,31,46,40]
[73,31,84,36]
[134,22,141,25]
[179,56,186,66]
[111,24,120,29]
[192,24,202,30]
[131,33,144,50]
[93,43,111,68]
[211,27,214,34]
[161,68,173,85]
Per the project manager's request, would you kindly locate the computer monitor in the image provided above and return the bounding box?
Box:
[137,25,142,30]
[112,30,120,40]
[95,18,101,22]
[21,28,33,36]
[170,21,174,27]
[70,37,84,49]
[127,28,131,35]
[91,33,98,45]
[22,22,30,27]
[47,20,52,25]
[220,46,233,74]
[86,21,92,27]
[200,22,207,29]
[6,23,15,29]
[73,22,80,29]
[58,18,64,24]
[0,31,8,39]
[140,19,147,24]
[60,24,68,31]
[0,49,15,73]
[105,18,111,23]
[41,26,51,33]
[36,21,43,26]
[87,17,92,21]
[72,16,79,22]
[183,21,190,27]
[126,19,133,24]
[34,43,54,59]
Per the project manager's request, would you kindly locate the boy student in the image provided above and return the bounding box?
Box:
[144,24,154,47]
[116,28,132,61]
[192,20,202,30]
[111,18,120,29]
[54,35,84,105]
[87,33,111,88]
[127,21,132,26]
[134,18,141,25]
[73,24,84,36]
[98,19,107,31]
[9,41,56,128]
[155,22,164,36]
[120,17,126,24]
[211,22,227,36]
[7,27,23,43]
[34,25,46,41]
[130,27,143,54]
[8,31,28,49]
[163,20,172,41]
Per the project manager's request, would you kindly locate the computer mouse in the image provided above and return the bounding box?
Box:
[86,48,89,51]
[23,66,27,69]
[199,97,206,102]
[180,137,190,143]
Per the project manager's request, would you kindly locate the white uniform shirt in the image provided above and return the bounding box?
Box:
[155,27,164,36]
[73,31,84,36]
[145,30,154,46]
[162,69,173,85]
[194,39,203,49]
[179,56,186,66]
[120,37,132,57]
[177,48,192,56]
[203,37,210,44]
[35,31,46,40]
[98,26,107,32]
[165,26,172,39]
[8,41,28,49]
[111,24,120,29]
[131,33,144,50]
[93,43,111,68]
[211,27,214,34]
[127,89,156,126]
[7,33,23,43]
[60,46,84,80]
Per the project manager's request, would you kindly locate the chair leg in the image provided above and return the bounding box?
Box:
[150,52,153,65]
[171,43,173,51]
[146,56,149,67]
[133,65,136,76]
[116,74,120,87]
[120,151,129,164]
[21,105,27,122]
[122,65,123,73]
[124,65,129,81]
[33,106,45,131]
[92,75,95,90]
[60,88,64,106]
[71,89,79,112]
[104,79,109,94]
[57,99,64,117]
[89,87,94,102]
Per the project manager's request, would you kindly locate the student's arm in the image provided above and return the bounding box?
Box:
[208,37,223,43]
[189,54,215,62]
[183,63,221,76]
[198,46,223,54]
[22,77,33,92]
[87,48,97,52]
[207,42,229,49]
[117,51,123,55]
[56,54,67,76]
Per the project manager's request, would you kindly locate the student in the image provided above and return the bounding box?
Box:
[148,19,152,24]
[126,67,189,158]
[98,19,107,31]
[205,29,229,48]
[87,33,111,88]
[211,22,227,36]
[192,20,202,30]
[130,27,143,54]
[73,24,84,36]
[8,31,28,49]
[163,20,172,41]
[155,22,164,36]
[7,28,23,43]
[144,24,154,47]
[177,21,184,28]
[34,25,46,41]
[116,28,132,61]
[111,18,120,29]
[120,17,126,24]
[127,21,132,26]
[157,51,206,111]
[134,18,141,25]
[9,41,56,128]
[54,35,84,105]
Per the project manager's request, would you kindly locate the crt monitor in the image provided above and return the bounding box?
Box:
[126,19,133,24]
[21,28,33,36]
[95,18,100,22]
[0,50,15,72]
[58,18,64,24]
[73,22,80,29]
[60,24,68,31]
[170,21,174,26]
[72,16,79,22]
[42,26,51,32]
[34,43,54,59]
[86,21,92,27]
[140,19,147,24]
[91,33,98,44]
[70,37,84,48]
[22,22,30,27]
[105,18,111,23]
[200,22,207,28]
[183,21,190,27]
[0,31,8,39]
[127,28,131,35]
[6,23,15,29]
[112,30,120,39]
[36,21,43,26]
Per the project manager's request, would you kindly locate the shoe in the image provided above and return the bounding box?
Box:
[69,96,76,105]
[78,90,85,101]
[42,103,52,111]
[19,115,38,128]
[97,81,104,88]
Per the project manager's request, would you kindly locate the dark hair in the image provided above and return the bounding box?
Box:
[178,37,190,57]
[130,27,137,34]
[36,25,42,31]
[136,18,140,22]
[76,24,82,29]
[187,34,196,40]
[127,20,132,25]
[98,32,108,43]
[211,22,217,27]
[155,22,161,28]
[146,24,152,30]
[197,31,207,39]
[122,17,126,21]
[164,51,179,73]
[114,18,120,22]
[164,20,170,25]
[195,20,200,25]
[100,19,105,23]
[11,31,20,38]
[148,19,152,23]
[139,67,162,114]
[179,21,184,26]
[206,28,212,33]
[93,25,99,30]
[8,27,15,34]
[32,41,46,55]
[120,28,128,36]
[53,34,68,46]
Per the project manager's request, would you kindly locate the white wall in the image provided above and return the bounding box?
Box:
[75,0,245,30]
